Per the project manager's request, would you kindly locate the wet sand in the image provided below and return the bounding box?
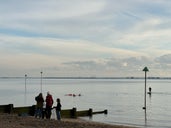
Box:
[0,113,138,128]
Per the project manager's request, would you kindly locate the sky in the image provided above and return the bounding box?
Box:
[0,0,171,77]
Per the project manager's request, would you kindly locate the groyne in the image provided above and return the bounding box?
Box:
[0,104,107,118]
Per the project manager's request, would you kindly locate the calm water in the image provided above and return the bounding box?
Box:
[0,78,171,128]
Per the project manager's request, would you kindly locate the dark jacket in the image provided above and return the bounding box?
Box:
[56,102,62,111]
[35,95,44,108]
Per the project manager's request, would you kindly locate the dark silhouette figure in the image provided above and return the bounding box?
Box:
[35,93,44,118]
[148,87,152,95]
[54,98,62,120]
[45,91,53,119]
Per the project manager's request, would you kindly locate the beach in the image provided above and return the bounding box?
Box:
[0,114,137,128]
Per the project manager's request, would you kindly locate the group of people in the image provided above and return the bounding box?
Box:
[35,91,62,120]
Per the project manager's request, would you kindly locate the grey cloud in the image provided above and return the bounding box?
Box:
[154,54,171,70]
[63,61,103,70]
[1,53,171,77]
[60,54,171,77]
[155,54,171,64]
[63,56,152,72]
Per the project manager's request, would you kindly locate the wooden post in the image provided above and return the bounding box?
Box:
[71,107,77,118]
[104,109,108,114]
[8,104,13,114]
[30,105,36,116]
[88,108,93,117]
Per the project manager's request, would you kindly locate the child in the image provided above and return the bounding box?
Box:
[55,98,62,120]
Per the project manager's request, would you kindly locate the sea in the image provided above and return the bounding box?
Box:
[0,78,171,128]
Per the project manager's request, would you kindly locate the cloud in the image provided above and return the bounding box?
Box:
[61,55,171,77]
[0,1,171,77]
[0,0,106,37]
[60,54,171,77]
[0,0,105,19]
[155,54,171,64]
[0,34,145,59]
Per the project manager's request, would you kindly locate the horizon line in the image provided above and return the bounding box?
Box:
[0,76,171,79]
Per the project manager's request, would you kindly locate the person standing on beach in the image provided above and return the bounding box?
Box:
[45,91,54,119]
[54,98,62,120]
[35,93,44,118]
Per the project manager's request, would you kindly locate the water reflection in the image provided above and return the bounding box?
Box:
[144,110,147,126]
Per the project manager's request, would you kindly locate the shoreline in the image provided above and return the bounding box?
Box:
[0,113,138,128]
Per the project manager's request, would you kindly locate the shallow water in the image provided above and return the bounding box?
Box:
[0,78,171,128]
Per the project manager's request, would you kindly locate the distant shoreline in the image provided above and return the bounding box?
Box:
[0,76,171,79]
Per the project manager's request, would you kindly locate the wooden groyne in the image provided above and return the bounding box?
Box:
[61,108,107,118]
[13,105,35,116]
[0,104,107,118]
[0,104,13,114]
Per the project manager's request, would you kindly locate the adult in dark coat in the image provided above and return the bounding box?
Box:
[35,93,44,118]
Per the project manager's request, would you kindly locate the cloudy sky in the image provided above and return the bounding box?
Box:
[0,0,171,77]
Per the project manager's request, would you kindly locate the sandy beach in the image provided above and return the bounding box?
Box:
[0,113,138,128]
